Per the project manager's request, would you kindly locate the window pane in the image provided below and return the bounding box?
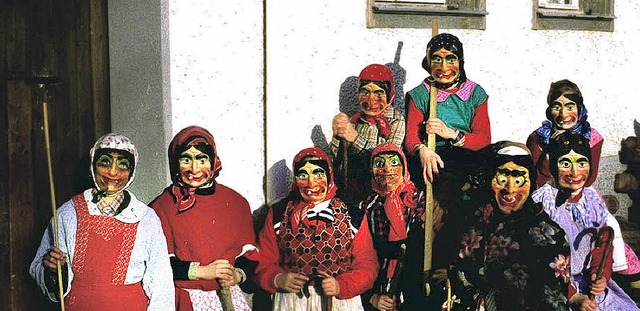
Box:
[398,0,446,3]
[538,0,579,10]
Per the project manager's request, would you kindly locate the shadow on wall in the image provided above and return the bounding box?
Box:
[387,41,407,115]
[338,75,360,118]
[253,160,291,241]
[266,159,293,206]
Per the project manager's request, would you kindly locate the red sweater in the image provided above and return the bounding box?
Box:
[150,184,256,291]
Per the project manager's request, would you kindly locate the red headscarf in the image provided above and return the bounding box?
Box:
[168,126,222,211]
[290,147,338,226]
[370,143,416,242]
[350,64,395,138]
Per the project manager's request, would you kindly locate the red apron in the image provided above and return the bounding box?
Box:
[65,195,147,310]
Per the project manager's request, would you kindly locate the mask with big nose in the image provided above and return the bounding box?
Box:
[295,161,329,204]
[491,161,530,215]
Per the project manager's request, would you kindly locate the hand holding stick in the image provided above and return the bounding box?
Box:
[318,271,337,311]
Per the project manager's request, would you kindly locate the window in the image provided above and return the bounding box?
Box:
[533,0,615,32]
[367,0,488,30]
[538,0,579,10]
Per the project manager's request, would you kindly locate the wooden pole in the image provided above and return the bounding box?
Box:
[219,286,235,311]
[322,294,333,311]
[43,100,65,310]
[423,18,439,296]
[339,139,349,190]
[444,278,452,310]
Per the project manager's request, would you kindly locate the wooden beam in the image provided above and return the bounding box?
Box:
[89,0,111,139]
[0,2,11,309]
[8,81,36,310]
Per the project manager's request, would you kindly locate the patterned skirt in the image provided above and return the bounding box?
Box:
[185,285,250,311]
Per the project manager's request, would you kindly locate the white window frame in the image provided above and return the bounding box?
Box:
[538,0,579,10]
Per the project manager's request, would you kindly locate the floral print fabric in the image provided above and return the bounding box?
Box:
[449,201,570,310]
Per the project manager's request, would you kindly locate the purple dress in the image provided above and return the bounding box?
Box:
[533,184,638,310]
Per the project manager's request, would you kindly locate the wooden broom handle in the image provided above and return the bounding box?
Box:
[43,101,65,310]
[423,19,439,295]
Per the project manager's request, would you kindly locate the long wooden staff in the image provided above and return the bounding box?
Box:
[424,19,439,297]
[43,100,65,310]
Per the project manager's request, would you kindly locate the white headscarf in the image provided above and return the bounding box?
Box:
[89,133,138,194]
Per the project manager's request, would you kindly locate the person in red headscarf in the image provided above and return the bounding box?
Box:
[254,147,379,310]
[331,64,405,207]
[358,143,443,311]
[149,126,257,310]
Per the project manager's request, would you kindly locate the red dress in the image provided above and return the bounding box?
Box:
[65,195,147,310]
[150,184,256,309]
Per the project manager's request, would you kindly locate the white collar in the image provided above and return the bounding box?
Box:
[83,189,146,223]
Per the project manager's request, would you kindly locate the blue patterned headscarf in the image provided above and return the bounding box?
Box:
[535,79,591,145]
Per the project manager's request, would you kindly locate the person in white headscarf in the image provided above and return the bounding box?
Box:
[30,133,174,310]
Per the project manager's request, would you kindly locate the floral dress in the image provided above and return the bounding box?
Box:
[449,201,570,311]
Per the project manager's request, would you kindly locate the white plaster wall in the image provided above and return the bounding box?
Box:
[167,0,640,212]
[169,1,265,209]
[264,1,640,209]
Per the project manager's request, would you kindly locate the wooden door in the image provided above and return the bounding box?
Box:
[1,0,110,309]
